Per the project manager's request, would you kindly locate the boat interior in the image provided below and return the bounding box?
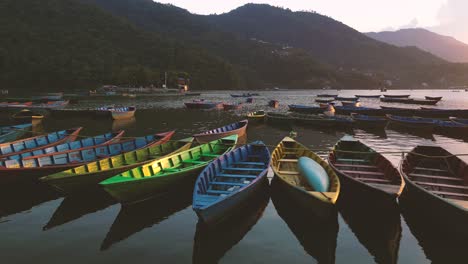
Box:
[329,139,402,194]
[403,146,468,207]
[194,144,269,207]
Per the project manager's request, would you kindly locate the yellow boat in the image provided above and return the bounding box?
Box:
[246,110,265,123]
[271,137,340,218]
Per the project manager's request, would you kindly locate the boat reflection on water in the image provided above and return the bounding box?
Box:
[112,117,136,132]
[0,182,61,219]
[192,181,269,264]
[400,195,468,263]
[271,177,338,264]
[100,180,195,251]
[338,192,401,264]
[43,190,116,230]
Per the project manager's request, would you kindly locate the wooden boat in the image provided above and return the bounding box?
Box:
[315,98,334,103]
[193,120,247,143]
[230,93,257,98]
[341,101,360,107]
[245,98,254,103]
[383,94,410,98]
[41,135,191,194]
[0,131,173,182]
[268,100,279,108]
[425,96,442,101]
[11,109,44,123]
[246,110,265,122]
[433,119,468,134]
[292,113,354,128]
[110,106,136,120]
[0,127,83,159]
[401,145,468,236]
[184,100,223,110]
[100,135,238,204]
[317,94,337,98]
[335,96,358,102]
[335,106,385,116]
[350,113,388,127]
[381,97,438,105]
[355,95,381,98]
[419,108,468,118]
[0,129,118,161]
[329,135,405,202]
[386,115,436,130]
[271,137,340,218]
[449,117,468,126]
[265,112,294,126]
[222,103,243,111]
[288,104,325,114]
[193,141,270,224]
[0,124,33,144]
[184,92,201,96]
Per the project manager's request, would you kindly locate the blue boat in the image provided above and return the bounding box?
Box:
[0,124,32,143]
[192,141,271,224]
[386,115,436,130]
[351,113,388,127]
[288,104,325,114]
[450,117,468,126]
[0,130,124,162]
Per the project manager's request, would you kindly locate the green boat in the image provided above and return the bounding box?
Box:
[40,138,194,194]
[100,135,238,204]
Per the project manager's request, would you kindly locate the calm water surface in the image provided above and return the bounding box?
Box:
[1,90,468,263]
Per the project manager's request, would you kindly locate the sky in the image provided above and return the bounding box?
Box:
[159,0,468,43]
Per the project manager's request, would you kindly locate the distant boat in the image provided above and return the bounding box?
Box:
[268,100,279,108]
[315,98,334,103]
[193,120,248,144]
[110,106,136,120]
[317,94,337,98]
[380,97,438,105]
[230,93,258,98]
[184,100,223,110]
[383,94,410,98]
[341,101,360,107]
[335,96,358,102]
[386,115,436,130]
[222,103,243,111]
[11,109,44,124]
[355,95,381,98]
[350,113,388,128]
[246,110,265,123]
[184,92,201,96]
[425,96,442,101]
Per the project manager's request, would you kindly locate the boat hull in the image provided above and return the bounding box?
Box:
[111,111,135,120]
[0,124,32,143]
[103,167,206,204]
[194,121,247,143]
[402,177,468,237]
[195,176,268,224]
[273,176,336,219]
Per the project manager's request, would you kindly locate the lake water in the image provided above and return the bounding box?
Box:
[1,89,467,264]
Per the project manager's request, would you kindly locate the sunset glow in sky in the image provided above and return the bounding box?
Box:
[160,0,468,43]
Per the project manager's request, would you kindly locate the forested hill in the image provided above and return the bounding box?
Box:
[207,4,445,72]
[0,0,243,92]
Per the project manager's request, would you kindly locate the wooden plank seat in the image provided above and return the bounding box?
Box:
[182,159,205,164]
[207,189,231,195]
[336,158,370,164]
[409,173,463,182]
[194,194,220,206]
[232,161,265,166]
[283,151,297,155]
[415,181,468,190]
[357,177,392,183]
[334,163,378,169]
[217,173,257,179]
[279,159,298,163]
[414,167,449,173]
[278,170,299,175]
[431,190,468,198]
[223,167,264,171]
[211,181,246,186]
[341,170,385,176]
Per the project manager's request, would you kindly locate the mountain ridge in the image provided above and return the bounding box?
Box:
[366,28,468,63]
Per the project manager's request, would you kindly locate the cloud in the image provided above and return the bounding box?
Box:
[399,18,419,29]
[428,0,468,43]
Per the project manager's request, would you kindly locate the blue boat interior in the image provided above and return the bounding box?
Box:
[203,121,244,134]
[193,142,270,209]
[0,132,119,162]
[0,128,75,156]
[2,134,157,169]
